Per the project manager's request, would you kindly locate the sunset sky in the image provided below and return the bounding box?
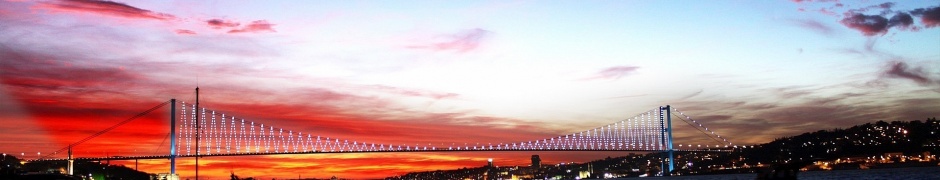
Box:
[1,0,939,179]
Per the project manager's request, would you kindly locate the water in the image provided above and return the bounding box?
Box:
[621,166,940,180]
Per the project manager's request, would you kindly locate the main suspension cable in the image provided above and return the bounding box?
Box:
[40,100,171,160]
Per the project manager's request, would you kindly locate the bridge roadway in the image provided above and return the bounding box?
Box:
[35,148,731,161]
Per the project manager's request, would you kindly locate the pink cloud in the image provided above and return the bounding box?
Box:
[582,66,640,80]
[206,18,240,29]
[817,8,838,16]
[228,20,276,33]
[174,29,196,35]
[34,0,175,20]
[364,85,459,100]
[407,28,490,52]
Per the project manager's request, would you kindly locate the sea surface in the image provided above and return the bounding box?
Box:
[614,166,940,180]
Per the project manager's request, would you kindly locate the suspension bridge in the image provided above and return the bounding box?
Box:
[29,92,736,177]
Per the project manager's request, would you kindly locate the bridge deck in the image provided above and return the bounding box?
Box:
[34,149,732,161]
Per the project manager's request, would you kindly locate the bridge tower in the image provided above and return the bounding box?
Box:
[67,146,72,175]
[659,105,674,176]
[169,99,177,175]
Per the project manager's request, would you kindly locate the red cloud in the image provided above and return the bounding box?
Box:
[228,20,276,33]
[0,43,563,157]
[1,34,656,179]
[206,18,239,29]
[34,0,175,20]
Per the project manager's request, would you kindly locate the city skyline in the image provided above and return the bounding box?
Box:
[1,0,939,179]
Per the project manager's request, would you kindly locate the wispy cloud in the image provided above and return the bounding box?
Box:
[407,28,490,52]
[791,19,835,36]
[790,0,840,3]
[207,18,240,29]
[582,66,640,80]
[362,85,460,100]
[34,0,175,20]
[174,29,196,35]
[883,61,938,86]
[228,20,276,33]
[30,1,281,35]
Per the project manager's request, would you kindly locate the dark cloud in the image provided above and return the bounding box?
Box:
[207,18,240,29]
[883,61,936,85]
[840,13,889,36]
[228,20,276,33]
[792,1,938,36]
[911,6,940,28]
[878,2,895,9]
[841,12,920,36]
[887,12,914,29]
[843,2,896,15]
[407,28,490,52]
[35,0,175,20]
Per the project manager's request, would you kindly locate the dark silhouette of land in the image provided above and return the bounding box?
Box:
[387,117,940,179]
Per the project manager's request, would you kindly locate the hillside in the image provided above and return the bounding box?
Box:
[388,117,940,179]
